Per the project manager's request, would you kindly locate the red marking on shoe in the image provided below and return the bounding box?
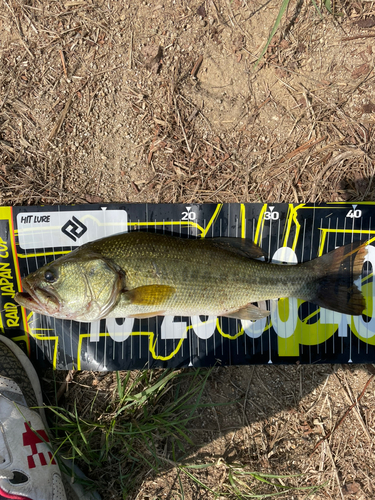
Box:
[22,422,52,470]
[26,455,35,469]
[38,452,46,466]
[0,486,32,499]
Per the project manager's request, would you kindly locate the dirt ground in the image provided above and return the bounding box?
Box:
[1,0,375,498]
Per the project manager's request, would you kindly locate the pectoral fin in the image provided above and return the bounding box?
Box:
[124,285,176,306]
[223,304,270,321]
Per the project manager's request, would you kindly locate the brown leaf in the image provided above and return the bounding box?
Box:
[232,34,245,52]
[344,482,360,494]
[355,17,375,28]
[143,45,163,70]
[85,195,104,203]
[362,102,375,114]
[354,174,370,196]
[279,39,289,49]
[275,67,289,78]
[197,2,206,18]
[173,165,185,177]
[351,63,369,79]
[64,122,74,134]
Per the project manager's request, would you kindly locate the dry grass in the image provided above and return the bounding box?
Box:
[45,364,375,499]
[2,0,375,498]
[1,0,374,205]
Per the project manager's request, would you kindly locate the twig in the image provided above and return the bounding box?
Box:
[0,139,15,154]
[191,55,203,78]
[22,11,38,34]
[129,32,133,70]
[3,0,34,59]
[325,439,345,500]
[59,50,67,78]
[47,95,73,142]
[93,65,123,77]
[174,98,191,154]
[339,370,373,445]
[342,34,375,41]
[56,370,75,402]
[87,87,99,116]
[311,374,375,454]
[283,136,327,161]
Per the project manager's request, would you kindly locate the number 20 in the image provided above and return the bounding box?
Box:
[181,211,196,221]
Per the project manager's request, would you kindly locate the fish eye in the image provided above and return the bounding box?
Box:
[44,270,57,283]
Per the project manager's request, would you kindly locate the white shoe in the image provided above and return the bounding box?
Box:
[0,335,101,500]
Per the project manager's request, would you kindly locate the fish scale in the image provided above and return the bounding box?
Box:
[90,233,305,317]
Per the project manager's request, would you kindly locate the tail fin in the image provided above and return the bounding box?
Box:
[306,241,367,315]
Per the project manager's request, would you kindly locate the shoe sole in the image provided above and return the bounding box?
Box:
[0,334,46,424]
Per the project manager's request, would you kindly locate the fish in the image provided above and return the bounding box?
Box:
[15,231,367,323]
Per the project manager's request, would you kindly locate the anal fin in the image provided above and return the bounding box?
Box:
[222,303,270,321]
[128,311,167,319]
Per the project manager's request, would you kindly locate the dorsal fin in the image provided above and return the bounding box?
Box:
[200,237,266,259]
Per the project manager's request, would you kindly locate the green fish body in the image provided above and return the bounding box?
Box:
[15,232,367,322]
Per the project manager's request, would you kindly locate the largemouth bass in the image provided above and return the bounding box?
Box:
[15,232,367,322]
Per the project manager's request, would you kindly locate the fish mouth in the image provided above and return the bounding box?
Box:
[16,281,60,314]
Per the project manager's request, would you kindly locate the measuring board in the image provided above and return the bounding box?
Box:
[0,202,374,370]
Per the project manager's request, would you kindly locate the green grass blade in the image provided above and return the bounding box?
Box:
[254,0,291,68]
[177,468,185,500]
[226,465,327,498]
[178,466,218,495]
[183,463,215,470]
[324,0,332,14]
[74,401,88,446]
[311,0,323,18]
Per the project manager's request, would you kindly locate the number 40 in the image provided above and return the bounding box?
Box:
[346,209,362,219]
